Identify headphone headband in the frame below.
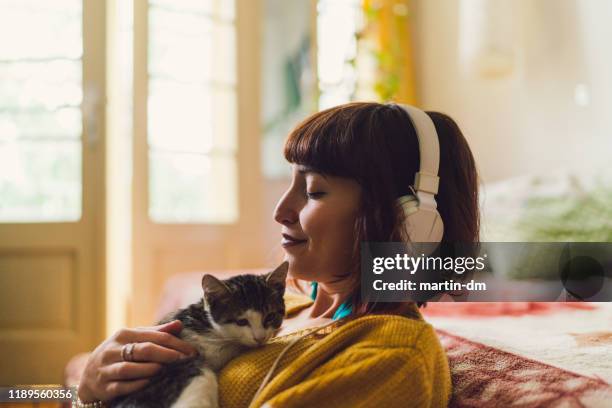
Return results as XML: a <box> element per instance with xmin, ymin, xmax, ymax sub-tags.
<box><xmin>396</xmin><ymin>104</ymin><xmax>440</xmax><ymax>195</ymax></box>
<box><xmin>393</xmin><ymin>103</ymin><xmax>444</xmax><ymax>243</ymax></box>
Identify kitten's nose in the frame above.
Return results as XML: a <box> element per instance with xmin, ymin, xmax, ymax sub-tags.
<box><xmin>254</xmin><ymin>334</ymin><xmax>267</xmax><ymax>345</ymax></box>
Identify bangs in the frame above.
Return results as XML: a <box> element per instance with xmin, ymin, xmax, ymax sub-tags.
<box><xmin>283</xmin><ymin>103</ymin><xmax>379</xmax><ymax>178</ymax></box>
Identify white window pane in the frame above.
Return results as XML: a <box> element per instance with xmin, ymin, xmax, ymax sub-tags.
<box><xmin>148</xmin><ymin>0</ymin><xmax>237</xmax><ymax>224</ymax></box>
<box><xmin>0</xmin><ymin>141</ymin><xmax>81</xmax><ymax>222</ymax></box>
<box><xmin>0</xmin><ymin>107</ymin><xmax>81</xmax><ymax>140</ymax></box>
<box><xmin>148</xmin><ymin>79</ymin><xmax>213</xmax><ymax>153</ymax></box>
<box><xmin>211</xmin><ymin>89</ymin><xmax>237</xmax><ymax>153</ymax></box>
<box><xmin>150</xmin><ymin>0</ymin><xmax>214</xmax><ymax>15</ymax></box>
<box><xmin>149</xmin><ymin>6</ymin><xmax>213</xmax><ymax>82</ymax></box>
<box><xmin>0</xmin><ymin>0</ymin><xmax>82</xmax><ymax>222</ymax></box>
<box><xmin>0</xmin><ymin>61</ymin><xmax>82</xmax><ymax>111</ymax></box>
<box><xmin>150</xmin><ymin>0</ymin><xmax>234</xmax><ymax>21</ymax></box>
<box><xmin>149</xmin><ymin>152</ymin><xmax>237</xmax><ymax>223</ymax></box>
<box><xmin>149</xmin><ymin>7</ymin><xmax>234</xmax><ymax>86</ymax></box>
<box><xmin>149</xmin><ymin>30</ymin><xmax>213</xmax><ymax>83</ymax></box>
<box><xmin>0</xmin><ymin>0</ymin><xmax>81</xmax><ymax>60</ymax></box>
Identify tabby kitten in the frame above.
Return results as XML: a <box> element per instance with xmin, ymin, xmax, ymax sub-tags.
<box><xmin>111</xmin><ymin>262</ymin><xmax>288</xmax><ymax>408</ymax></box>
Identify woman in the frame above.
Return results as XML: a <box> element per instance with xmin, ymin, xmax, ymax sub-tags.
<box><xmin>77</xmin><ymin>102</ymin><xmax>479</xmax><ymax>407</ymax></box>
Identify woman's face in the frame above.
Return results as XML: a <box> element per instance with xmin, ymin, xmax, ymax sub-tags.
<box><xmin>273</xmin><ymin>164</ymin><xmax>361</xmax><ymax>283</ymax></box>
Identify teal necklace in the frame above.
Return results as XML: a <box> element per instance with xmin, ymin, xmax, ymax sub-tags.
<box><xmin>309</xmin><ymin>282</ymin><xmax>352</xmax><ymax>320</ymax></box>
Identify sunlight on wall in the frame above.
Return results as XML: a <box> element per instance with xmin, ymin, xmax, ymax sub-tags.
<box><xmin>317</xmin><ymin>0</ymin><xmax>363</xmax><ymax>109</ymax></box>
<box><xmin>106</xmin><ymin>0</ymin><xmax>134</xmax><ymax>336</ymax></box>
<box><xmin>417</xmin><ymin>0</ymin><xmax>612</xmax><ymax>183</ymax></box>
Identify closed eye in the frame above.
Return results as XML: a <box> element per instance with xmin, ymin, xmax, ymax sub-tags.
<box><xmin>235</xmin><ymin>319</ymin><xmax>249</xmax><ymax>326</ymax></box>
<box><xmin>306</xmin><ymin>192</ymin><xmax>326</xmax><ymax>199</ymax></box>
<box><xmin>264</xmin><ymin>313</ymin><xmax>282</xmax><ymax>328</ymax></box>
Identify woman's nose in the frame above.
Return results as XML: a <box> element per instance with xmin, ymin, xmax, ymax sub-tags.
<box><xmin>273</xmin><ymin>191</ymin><xmax>299</xmax><ymax>226</ymax></box>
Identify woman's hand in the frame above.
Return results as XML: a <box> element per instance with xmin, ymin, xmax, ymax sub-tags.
<box><xmin>77</xmin><ymin>320</ymin><xmax>198</xmax><ymax>403</ymax></box>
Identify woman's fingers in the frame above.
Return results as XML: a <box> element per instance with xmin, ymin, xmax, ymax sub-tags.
<box><xmin>134</xmin><ymin>341</ymin><xmax>193</xmax><ymax>364</ymax></box>
<box><xmin>104</xmin><ymin>341</ymin><xmax>192</xmax><ymax>365</ymax></box>
<box><xmin>155</xmin><ymin>319</ymin><xmax>183</xmax><ymax>334</ymax></box>
<box><xmin>78</xmin><ymin>322</ymin><xmax>198</xmax><ymax>403</ymax></box>
<box><xmin>142</xmin><ymin>330</ymin><xmax>197</xmax><ymax>356</ymax></box>
<box><xmin>125</xmin><ymin>327</ymin><xmax>198</xmax><ymax>357</ymax></box>
<box><xmin>117</xmin><ymin>322</ymin><xmax>197</xmax><ymax>361</ymax></box>
<box><xmin>104</xmin><ymin>379</ymin><xmax>150</xmax><ymax>399</ymax></box>
<box><xmin>101</xmin><ymin>362</ymin><xmax>162</xmax><ymax>381</ymax></box>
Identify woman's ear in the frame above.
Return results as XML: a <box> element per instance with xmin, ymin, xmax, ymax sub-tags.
<box><xmin>266</xmin><ymin>261</ymin><xmax>289</xmax><ymax>291</ymax></box>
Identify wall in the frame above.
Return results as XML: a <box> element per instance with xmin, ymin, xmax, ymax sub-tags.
<box><xmin>414</xmin><ymin>0</ymin><xmax>612</xmax><ymax>183</ymax></box>
<box><xmin>259</xmin><ymin>0</ymin><xmax>612</xmax><ymax>259</ymax></box>
<box><xmin>261</xmin><ymin>0</ymin><xmax>313</xmax><ymax>178</ymax></box>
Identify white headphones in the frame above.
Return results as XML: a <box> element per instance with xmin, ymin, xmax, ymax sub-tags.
<box><xmin>395</xmin><ymin>104</ymin><xmax>444</xmax><ymax>243</ymax></box>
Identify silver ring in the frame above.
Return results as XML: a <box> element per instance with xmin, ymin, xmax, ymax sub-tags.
<box><xmin>121</xmin><ymin>343</ymin><xmax>136</xmax><ymax>362</ymax></box>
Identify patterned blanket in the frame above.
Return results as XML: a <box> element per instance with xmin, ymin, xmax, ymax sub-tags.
<box><xmin>425</xmin><ymin>303</ymin><xmax>612</xmax><ymax>407</ymax></box>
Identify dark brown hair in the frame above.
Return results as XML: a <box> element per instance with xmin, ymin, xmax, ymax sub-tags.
<box><xmin>284</xmin><ymin>102</ymin><xmax>480</xmax><ymax>316</ymax></box>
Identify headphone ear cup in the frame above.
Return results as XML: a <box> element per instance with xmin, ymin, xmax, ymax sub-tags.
<box><xmin>428</xmin><ymin>211</ymin><xmax>444</xmax><ymax>243</ymax></box>
<box><xmin>398</xmin><ymin>194</ymin><xmax>419</xmax><ymax>216</ymax></box>
<box><xmin>398</xmin><ymin>195</ymin><xmax>444</xmax><ymax>243</ymax></box>
<box><xmin>405</xmin><ymin>209</ymin><xmax>444</xmax><ymax>243</ymax></box>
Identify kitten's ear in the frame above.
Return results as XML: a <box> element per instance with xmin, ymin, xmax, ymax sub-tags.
<box><xmin>202</xmin><ymin>274</ymin><xmax>231</xmax><ymax>298</ymax></box>
<box><xmin>266</xmin><ymin>261</ymin><xmax>288</xmax><ymax>290</ymax></box>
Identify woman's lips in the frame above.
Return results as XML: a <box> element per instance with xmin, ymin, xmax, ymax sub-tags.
<box><xmin>281</xmin><ymin>233</ymin><xmax>307</xmax><ymax>248</ymax></box>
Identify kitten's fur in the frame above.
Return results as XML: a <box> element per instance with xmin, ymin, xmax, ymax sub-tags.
<box><xmin>110</xmin><ymin>262</ymin><xmax>288</xmax><ymax>408</ymax></box>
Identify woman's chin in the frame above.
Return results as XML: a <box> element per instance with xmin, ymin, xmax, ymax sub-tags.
<box><xmin>285</xmin><ymin>258</ymin><xmax>312</xmax><ymax>280</ymax></box>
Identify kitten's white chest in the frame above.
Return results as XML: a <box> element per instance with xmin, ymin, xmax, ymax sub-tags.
<box><xmin>171</xmin><ymin>331</ymin><xmax>243</xmax><ymax>408</ymax></box>
<box><xmin>182</xmin><ymin>329</ymin><xmax>243</xmax><ymax>371</ymax></box>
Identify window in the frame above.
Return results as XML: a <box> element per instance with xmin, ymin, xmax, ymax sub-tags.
<box><xmin>316</xmin><ymin>0</ymin><xmax>363</xmax><ymax>109</ymax></box>
<box><xmin>147</xmin><ymin>0</ymin><xmax>238</xmax><ymax>223</ymax></box>
<box><xmin>260</xmin><ymin>0</ymin><xmax>364</xmax><ymax>178</ymax></box>
<box><xmin>0</xmin><ymin>0</ymin><xmax>82</xmax><ymax>222</ymax></box>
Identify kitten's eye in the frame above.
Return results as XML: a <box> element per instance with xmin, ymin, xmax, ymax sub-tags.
<box><xmin>264</xmin><ymin>313</ymin><xmax>281</xmax><ymax>327</ymax></box>
<box><xmin>235</xmin><ymin>319</ymin><xmax>249</xmax><ymax>327</ymax></box>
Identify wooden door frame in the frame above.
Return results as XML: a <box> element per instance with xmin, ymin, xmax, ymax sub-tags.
<box><xmin>84</xmin><ymin>0</ymin><xmax>107</xmax><ymax>346</ymax></box>
<box><xmin>130</xmin><ymin>0</ymin><xmax>264</xmax><ymax>326</ymax></box>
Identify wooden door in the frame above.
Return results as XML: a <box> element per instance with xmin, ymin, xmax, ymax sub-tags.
<box><xmin>129</xmin><ymin>0</ymin><xmax>265</xmax><ymax>326</ymax></box>
<box><xmin>0</xmin><ymin>0</ymin><xmax>106</xmax><ymax>384</ymax></box>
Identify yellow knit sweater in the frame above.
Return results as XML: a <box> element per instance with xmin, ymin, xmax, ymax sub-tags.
<box><xmin>217</xmin><ymin>293</ymin><xmax>451</xmax><ymax>408</ymax></box>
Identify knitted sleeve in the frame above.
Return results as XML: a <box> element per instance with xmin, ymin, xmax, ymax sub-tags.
<box><xmin>258</xmin><ymin>347</ymin><xmax>448</xmax><ymax>408</ymax></box>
